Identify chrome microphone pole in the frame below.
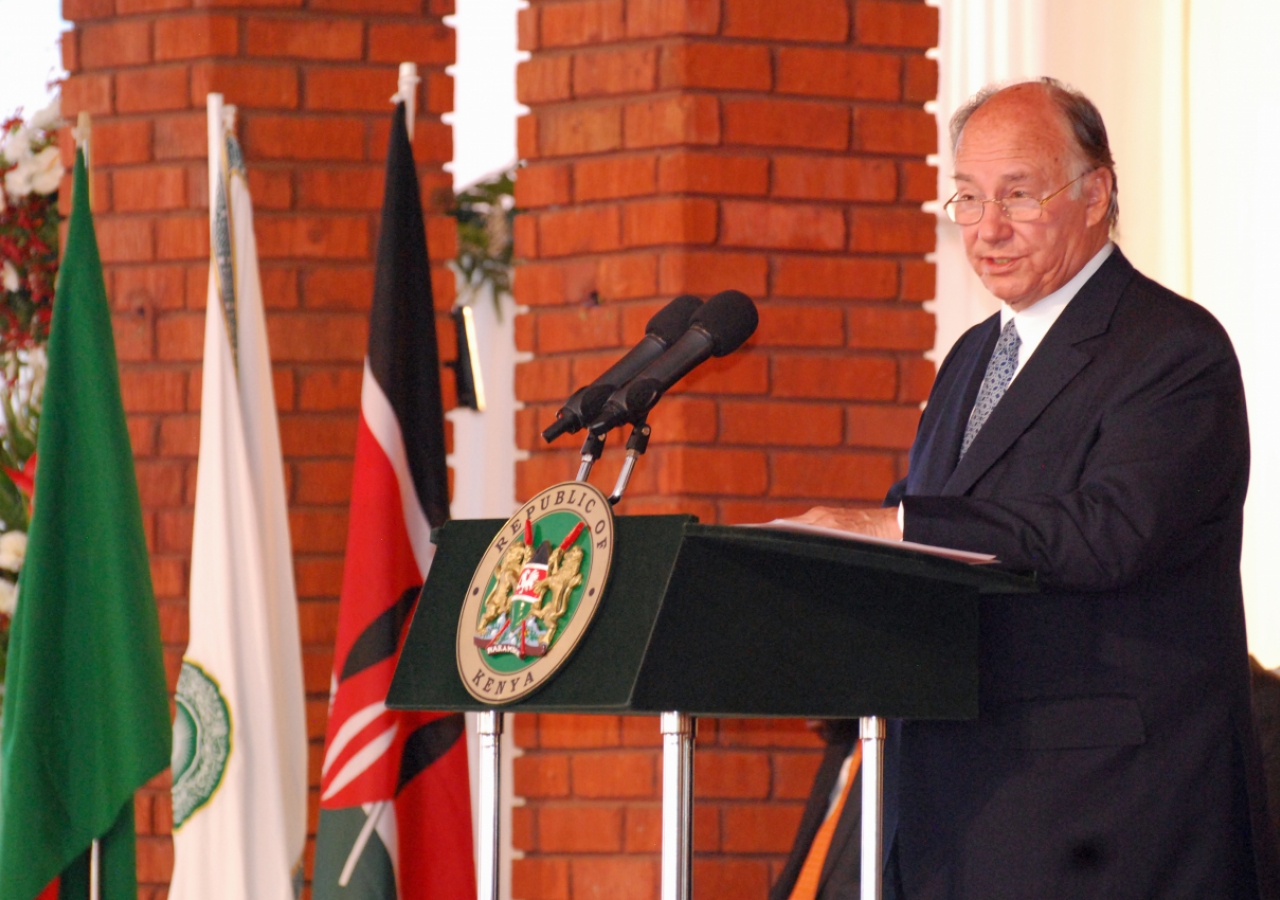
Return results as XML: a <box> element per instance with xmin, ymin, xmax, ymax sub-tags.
<box><xmin>575</xmin><ymin>430</ymin><xmax>605</xmax><ymax>482</ymax></box>
<box><xmin>608</xmin><ymin>419</ymin><xmax>650</xmax><ymax>504</ymax></box>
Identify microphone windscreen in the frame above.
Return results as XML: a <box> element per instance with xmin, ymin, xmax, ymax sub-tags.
<box><xmin>692</xmin><ymin>290</ymin><xmax>759</xmax><ymax>357</ymax></box>
<box><xmin>646</xmin><ymin>294</ymin><xmax>703</xmax><ymax>344</ymax></box>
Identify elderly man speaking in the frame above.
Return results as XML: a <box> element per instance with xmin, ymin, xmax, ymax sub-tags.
<box><xmin>795</xmin><ymin>79</ymin><xmax>1280</xmax><ymax>898</ymax></box>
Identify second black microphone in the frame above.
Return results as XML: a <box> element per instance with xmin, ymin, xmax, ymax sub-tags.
<box><xmin>541</xmin><ymin>294</ymin><xmax>703</xmax><ymax>442</ymax></box>
<box><xmin>589</xmin><ymin>290</ymin><xmax>759</xmax><ymax>435</ymax></box>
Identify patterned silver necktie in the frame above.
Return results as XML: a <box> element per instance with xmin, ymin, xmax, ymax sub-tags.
<box><xmin>961</xmin><ymin>319</ymin><xmax>1021</xmax><ymax>458</ymax></box>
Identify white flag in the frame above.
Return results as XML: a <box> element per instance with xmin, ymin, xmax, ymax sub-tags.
<box><xmin>169</xmin><ymin>93</ymin><xmax>308</xmax><ymax>900</ymax></box>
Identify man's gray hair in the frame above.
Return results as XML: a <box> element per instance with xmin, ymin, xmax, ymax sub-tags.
<box><xmin>950</xmin><ymin>77</ymin><xmax>1119</xmax><ymax>229</ymax></box>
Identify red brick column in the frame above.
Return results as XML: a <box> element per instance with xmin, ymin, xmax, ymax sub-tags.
<box><xmin>57</xmin><ymin>2</ymin><xmax>455</xmax><ymax>894</ymax></box>
<box><xmin>511</xmin><ymin>1</ymin><xmax>938</xmax><ymax>898</ymax></box>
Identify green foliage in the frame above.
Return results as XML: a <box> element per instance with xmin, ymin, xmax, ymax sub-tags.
<box><xmin>0</xmin><ymin>473</ymin><xmax>26</xmax><ymax>534</ymax></box>
<box><xmin>451</xmin><ymin>169</ymin><xmax>515</xmax><ymax>310</ymax></box>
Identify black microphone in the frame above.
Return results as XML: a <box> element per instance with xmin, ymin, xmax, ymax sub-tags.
<box><xmin>541</xmin><ymin>294</ymin><xmax>703</xmax><ymax>442</ymax></box>
<box><xmin>589</xmin><ymin>290</ymin><xmax>758</xmax><ymax>434</ymax></box>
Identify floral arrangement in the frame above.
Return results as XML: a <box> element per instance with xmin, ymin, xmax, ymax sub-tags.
<box><xmin>1</xmin><ymin>100</ymin><xmax>61</xmax><ymax>351</ymax></box>
<box><xmin>0</xmin><ymin>97</ymin><xmax>61</xmax><ymax>683</ymax></box>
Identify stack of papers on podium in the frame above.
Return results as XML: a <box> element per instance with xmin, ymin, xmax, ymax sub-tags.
<box><xmin>744</xmin><ymin>519</ymin><xmax>998</xmax><ymax>565</ymax></box>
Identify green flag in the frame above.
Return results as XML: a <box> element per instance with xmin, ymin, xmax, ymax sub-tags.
<box><xmin>0</xmin><ymin>148</ymin><xmax>171</xmax><ymax>900</ymax></box>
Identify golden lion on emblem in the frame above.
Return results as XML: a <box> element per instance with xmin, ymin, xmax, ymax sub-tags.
<box><xmin>477</xmin><ymin>542</ymin><xmax>531</xmax><ymax>632</ymax></box>
<box><xmin>532</xmin><ymin>545</ymin><xmax>585</xmax><ymax>643</ymax></box>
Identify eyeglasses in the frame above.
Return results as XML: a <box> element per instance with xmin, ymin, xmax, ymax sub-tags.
<box><xmin>944</xmin><ymin>171</ymin><xmax>1092</xmax><ymax>225</ymax></box>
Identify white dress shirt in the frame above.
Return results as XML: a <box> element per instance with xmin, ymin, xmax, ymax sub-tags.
<box><xmin>1001</xmin><ymin>242</ymin><xmax>1114</xmax><ymax>383</ymax></box>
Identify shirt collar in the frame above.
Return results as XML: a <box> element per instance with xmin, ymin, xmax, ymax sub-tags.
<box><xmin>1000</xmin><ymin>242</ymin><xmax>1115</xmax><ymax>331</ymax></box>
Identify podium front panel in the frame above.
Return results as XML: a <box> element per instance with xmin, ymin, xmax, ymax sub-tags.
<box><xmin>389</xmin><ymin>515</ymin><xmax>693</xmax><ymax>712</ymax></box>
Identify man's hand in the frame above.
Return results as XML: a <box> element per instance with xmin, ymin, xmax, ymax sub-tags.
<box><xmin>786</xmin><ymin>506</ymin><xmax>904</xmax><ymax>541</ymax></box>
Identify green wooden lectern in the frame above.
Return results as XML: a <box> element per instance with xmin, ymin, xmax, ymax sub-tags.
<box><xmin>389</xmin><ymin>516</ymin><xmax>1034</xmax><ymax>900</ymax></box>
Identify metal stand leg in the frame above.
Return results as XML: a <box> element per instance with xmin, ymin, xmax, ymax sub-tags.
<box><xmin>660</xmin><ymin>712</ymin><xmax>695</xmax><ymax>900</ymax></box>
<box><xmin>477</xmin><ymin>710</ymin><xmax>504</xmax><ymax>900</ymax></box>
<box><xmin>860</xmin><ymin>716</ymin><xmax>886</xmax><ymax>900</ymax></box>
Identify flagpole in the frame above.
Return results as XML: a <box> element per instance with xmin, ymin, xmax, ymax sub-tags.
<box><xmin>89</xmin><ymin>838</ymin><xmax>100</xmax><ymax>900</ymax></box>
<box><xmin>80</xmin><ymin>105</ymin><xmax>103</xmax><ymax>900</ymax></box>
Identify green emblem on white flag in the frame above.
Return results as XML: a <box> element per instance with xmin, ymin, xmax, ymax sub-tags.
<box><xmin>172</xmin><ymin>661</ymin><xmax>233</xmax><ymax>829</ymax></box>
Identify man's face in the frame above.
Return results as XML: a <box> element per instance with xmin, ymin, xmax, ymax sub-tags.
<box><xmin>952</xmin><ymin>89</ymin><xmax>1111</xmax><ymax>311</ymax></box>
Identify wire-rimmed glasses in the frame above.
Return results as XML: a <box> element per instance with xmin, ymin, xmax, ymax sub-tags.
<box><xmin>944</xmin><ymin>171</ymin><xmax>1092</xmax><ymax>225</ymax></box>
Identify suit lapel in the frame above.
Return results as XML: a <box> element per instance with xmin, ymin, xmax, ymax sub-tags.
<box><xmin>907</xmin><ymin>317</ymin><xmax>1000</xmax><ymax>496</ymax></box>
<box><xmin>942</xmin><ymin>249</ymin><xmax>1137</xmax><ymax>497</ymax></box>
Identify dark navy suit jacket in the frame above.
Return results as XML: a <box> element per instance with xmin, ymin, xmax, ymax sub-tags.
<box><xmin>881</xmin><ymin>249</ymin><xmax>1280</xmax><ymax>899</ymax></box>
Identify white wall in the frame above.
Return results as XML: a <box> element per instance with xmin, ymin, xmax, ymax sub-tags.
<box><xmin>446</xmin><ymin>0</ymin><xmax>525</xmax><ymax>190</ymax></box>
<box><xmin>1040</xmin><ymin>0</ymin><xmax>1190</xmax><ymax>295</ymax></box>
<box><xmin>447</xmin><ymin>2</ymin><xmax>526</xmax><ymax>895</ymax></box>
<box><xmin>1185</xmin><ymin>2</ymin><xmax>1280</xmax><ymax>667</ymax></box>
<box><xmin>447</xmin><ymin>285</ymin><xmax>520</xmax><ymax>522</ymax></box>
<box><xmin>0</xmin><ymin>2</ymin><xmax>65</xmax><ymax>117</ymax></box>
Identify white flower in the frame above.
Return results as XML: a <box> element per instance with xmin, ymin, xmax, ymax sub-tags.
<box><xmin>4</xmin><ymin>164</ymin><xmax>30</xmax><ymax>199</ymax></box>
<box><xmin>5</xmin><ymin>145</ymin><xmax>61</xmax><ymax>199</ymax></box>
<box><xmin>1</xmin><ymin>262</ymin><xmax>17</xmax><ymax>293</ymax></box>
<box><xmin>1</xmin><ymin>126</ymin><xmax>31</xmax><ymax>165</ymax></box>
<box><xmin>0</xmin><ymin>530</ymin><xmax>27</xmax><ymax>573</ymax></box>
<box><xmin>16</xmin><ymin>347</ymin><xmax>46</xmax><ymax>417</ymax></box>
<box><xmin>29</xmin><ymin>96</ymin><xmax>61</xmax><ymax>132</ymax></box>
<box><xmin>0</xmin><ymin>579</ymin><xmax>16</xmax><ymax>617</ymax></box>
<box><xmin>27</xmin><ymin>145</ymin><xmax>62</xmax><ymax>195</ymax></box>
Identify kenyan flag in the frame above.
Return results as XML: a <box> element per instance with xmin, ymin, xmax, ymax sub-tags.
<box><xmin>312</xmin><ymin>101</ymin><xmax>474</xmax><ymax>900</ymax></box>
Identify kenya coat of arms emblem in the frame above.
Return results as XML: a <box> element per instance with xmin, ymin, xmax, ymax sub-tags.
<box><xmin>457</xmin><ymin>481</ymin><xmax>614</xmax><ymax>703</ymax></box>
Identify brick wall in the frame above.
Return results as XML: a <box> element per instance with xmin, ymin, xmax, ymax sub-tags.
<box><xmin>57</xmin><ymin>2</ymin><xmax>456</xmax><ymax>896</ymax></box>
<box><xmin>511</xmin><ymin>1</ymin><xmax>938</xmax><ymax>898</ymax></box>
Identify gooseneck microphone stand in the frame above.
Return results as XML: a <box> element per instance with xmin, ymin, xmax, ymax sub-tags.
<box><xmin>575</xmin><ymin>430</ymin><xmax>605</xmax><ymax>482</ymax></box>
<box><xmin>608</xmin><ymin>418</ymin><xmax>650</xmax><ymax>504</ymax></box>
<box><xmin>571</xmin><ymin>411</ymin><xmax>653</xmax><ymax>506</ymax></box>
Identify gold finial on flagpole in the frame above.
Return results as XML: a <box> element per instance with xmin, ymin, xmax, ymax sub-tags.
<box><xmin>73</xmin><ymin>110</ymin><xmax>91</xmax><ymax>153</ymax></box>
<box><xmin>392</xmin><ymin>62</ymin><xmax>420</xmax><ymax>140</ymax></box>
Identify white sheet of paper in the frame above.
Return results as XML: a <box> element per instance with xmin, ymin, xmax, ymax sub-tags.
<box><xmin>743</xmin><ymin>519</ymin><xmax>999</xmax><ymax>565</ymax></box>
